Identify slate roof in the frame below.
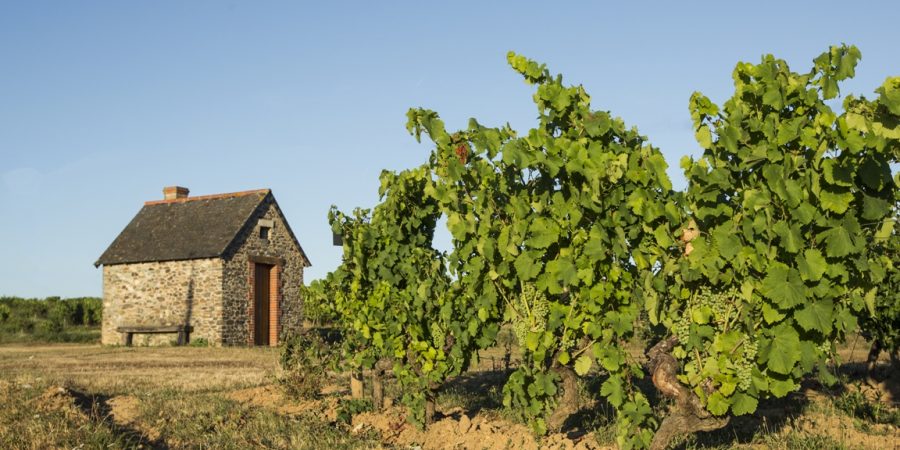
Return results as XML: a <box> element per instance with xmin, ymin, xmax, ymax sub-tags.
<box><xmin>95</xmin><ymin>189</ymin><xmax>310</xmax><ymax>267</ymax></box>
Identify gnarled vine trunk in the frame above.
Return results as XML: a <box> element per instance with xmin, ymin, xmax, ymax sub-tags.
<box><xmin>866</xmin><ymin>340</ymin><xmax>882</xmax><ymax>385</ymax></box>
<box><xmin>547</xmin><ymin>365</ymin><xmax>580</xmax><ymax>432</ymax></box>
<box><xmin>648</xmin><ymin>336</ymin><xmax>729</xmax><ymax>450</ymax></box>
<box><xmin>424</xmin><ymin>393</ymin><xmax>436</xmax><ymax>425</ymax></box>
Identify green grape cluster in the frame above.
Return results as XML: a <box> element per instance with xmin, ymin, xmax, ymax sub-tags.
<box><xmin>674</xmin><ymin>287</ymin><xmax>755</xmax><ymax>392</ymax></box>
<box><xmin>512</xmin><ymin>284</ymin><xmax>549</xmax><ymax>347</ymax></box>
<box><xmin>674</xmin><ymin>288</ymin><xmax>738</xmax><ymax>346</ymax></box>
<box><xmin>702</xmin><ymin>287</ymin><xmax>738</xmax><ymax>327</ymax></box>
<box><xmin>734</xmin><ymin>340</ymin><xmax>758</xmax><ymax>390</ymax></box>
<box><xmin>559</xmin><ymin>331</ymin><xmax>575</xmax><ymax>352</ymax></box>
<box><xmin>430</xmin><ymin>322</ymin><xmax>446</xmax><ymax>349</ymax></box>
<box><xmin>674</xmin><ymin>314</ymin><xmax>691</xmax><ymax>347</ymax></box>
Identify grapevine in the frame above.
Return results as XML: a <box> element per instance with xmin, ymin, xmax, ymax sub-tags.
<box><xmin>300</xmin><ymin>45</ymin><xmax>898</xmax><ymax>450</ymax></box>
<box><xmin>409</xmin><ymin>51</ymin><xmax>679</xmax><ymax>446</ymax></box>
<box><xmin>655</xmin><ymin>45</ymin><xmax>899</xmax><ymax>450</ymax></box>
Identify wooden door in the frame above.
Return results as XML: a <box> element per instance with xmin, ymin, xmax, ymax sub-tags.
<box><xmin>254</xmin><ymin>263</ymin><xmax>272</xmax><ymax>346</ymax></box>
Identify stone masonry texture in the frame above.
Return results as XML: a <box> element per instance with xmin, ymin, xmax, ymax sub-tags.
<box><xmin>221</xmin><ymin>197</ymin><xmax>305</xmax><ymax>346</ymax></box>
<box><xmin>101</xmin><ymin>258</ymin><xmax>223</xmax><ymax>345</ymax></box>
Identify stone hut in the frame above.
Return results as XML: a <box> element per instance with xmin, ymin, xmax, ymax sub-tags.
<box><xmin>95</xmin><ymin>186</ymin><xmax>311</xmax><ymax>346</ymax></box>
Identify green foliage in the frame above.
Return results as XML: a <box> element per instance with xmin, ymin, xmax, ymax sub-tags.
<box><xmin>0</xmin><ymin>296</ymin><xmax>102</xmax><ymax>343</ymax></box>
<box><xmin>502</xmin><ymin>364</ymin><xmax>558</xmax><ymax>435</ymax></box>
<box><xmin>319</xmin><ymin>167</ymin><xmax>488</xmax><ymax>427</ymax></box>
<box><xmin>336</xmin><ymin>398</ymin><xmax>374</xmax><ymax>424</ymax></box>
<box><xmin>300</xmin><ymin>279</ymin><xmax>340</xmax><ymax>326</ymax></box>
<box><xmin>678</xmin><ymin>45</ymin><xmax>898</xmax><ymax>421</ymax></box>
<box><xmin>856</xmin><ymin>162</ymin><xmax>899</xmax><ymax>356</ymax></box>
<box><xmin>279</xmin><ymin>331</ymin><xmax>336</xmax><ymax>399</ymax></box>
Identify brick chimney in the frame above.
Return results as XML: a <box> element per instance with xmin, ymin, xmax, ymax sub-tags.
<box><xmin>163</xmin><ymin>186</ymin><xmax>190</xmax><ymax>200</ymax></box>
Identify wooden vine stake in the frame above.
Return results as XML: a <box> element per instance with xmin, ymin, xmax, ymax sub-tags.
<box><xmin>350</xmin><ymin>370</ymin><xmax>364</xmax><ymax>399</ymax></box>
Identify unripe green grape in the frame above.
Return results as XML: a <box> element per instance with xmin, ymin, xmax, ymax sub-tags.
<box><xmin>511</xmin><ymin>284</ymin><xmax>550</xmax><ymax>348</ymax></box>
<box><xmin>431</xmin><ymin>322</ymin><xmax>446</xmax><ymax>348</ymax></box>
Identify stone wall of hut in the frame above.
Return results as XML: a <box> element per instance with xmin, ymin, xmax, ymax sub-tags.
<box><xmin>101</xmin><ymin>258</ymin><xmax>223</xmax><ymax>345</ymax></box>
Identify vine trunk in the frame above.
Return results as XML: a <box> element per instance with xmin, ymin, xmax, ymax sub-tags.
<box><xmin>547</xmin><ymin>365</ymin><xmax>580</xmax><ymax>432</ymax></box>
<box><xmin>648</xmin><ymin>337</ymin><xmax>729</xmax><ymax>450</ymax></box>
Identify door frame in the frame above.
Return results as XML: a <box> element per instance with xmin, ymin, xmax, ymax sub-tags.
<box><xmin>247</xmin><ymin>256</ymin><xmax>283</xmax><ymax>347</ymax></box>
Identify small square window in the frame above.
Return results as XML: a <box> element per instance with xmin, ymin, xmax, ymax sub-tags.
<box><xmin>260</xmin><ymin>226</ymin><xmax>270</xmax><ymax>240</ymax></box>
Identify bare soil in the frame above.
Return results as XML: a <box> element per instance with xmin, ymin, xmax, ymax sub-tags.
<box><xmin>351</xmin><ymin>405</ymin><xmax>609</xmax><ymax>450</ymax></box>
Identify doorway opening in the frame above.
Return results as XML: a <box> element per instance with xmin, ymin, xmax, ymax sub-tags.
<box><xmin>253</xmin><ymin>263</ymin><xmax>275</xmax><ymax>346</ymax></box>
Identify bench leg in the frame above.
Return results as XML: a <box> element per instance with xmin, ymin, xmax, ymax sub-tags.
<box><xmin>177</xmin><ymin>330</ymin><xmax>186</xmax><ymax>346</ymax></box>
<box><xmin>124</xmin><ymin>332</ymin><xmax>133</xmax><ymax>347</ymax></box>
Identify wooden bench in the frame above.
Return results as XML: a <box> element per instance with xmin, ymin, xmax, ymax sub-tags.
<box><xmin>116</xmin><ymin>325</ymin><xmax>193</xmax><ymax>346</ymax></box>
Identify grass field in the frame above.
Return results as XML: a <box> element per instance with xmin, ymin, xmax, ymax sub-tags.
<box><xmin>0</xmin><ymin>341</ymin><xmax>896</xmax><ymax>449</ymax></box>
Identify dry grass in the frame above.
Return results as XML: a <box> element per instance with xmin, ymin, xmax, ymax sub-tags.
<box><xmin>0</xmin><ymin>343</ymin><xmax>380</xmax><ymax>449</ymax></box>
<box><xmin>0</xmin><ymin>344</ymin><xmax>280</xmax><ymax>395</ymax></box>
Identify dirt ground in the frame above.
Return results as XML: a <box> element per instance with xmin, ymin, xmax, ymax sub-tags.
<box><xmin>0</xmin><ymin>342</ymin><xmax>897</xmax><ymax>449</ymax></box>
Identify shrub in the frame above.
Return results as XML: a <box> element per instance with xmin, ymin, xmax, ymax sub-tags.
<box><xmin>336</xmin><ymin>398</ymin><xmax>373</xmax><ymax>424</ymax></box>
<box><xmin>279</xmin><ymin>331</ymin><xmax>335</xmax><ymax>400</ymax></box>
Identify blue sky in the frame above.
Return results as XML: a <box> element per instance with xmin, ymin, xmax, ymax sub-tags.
<box><xmin>1</xmin><ymin>1</ymin><xmax>898</xmax><ymax>298</ymax></box>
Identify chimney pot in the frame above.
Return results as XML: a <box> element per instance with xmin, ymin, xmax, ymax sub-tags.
<box><xmin>163</xmin><ymin>186</ymin><xmax>190</xmax><ymax>200</ymax></box>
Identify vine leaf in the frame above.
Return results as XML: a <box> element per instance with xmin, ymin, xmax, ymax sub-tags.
<box><xmin>514</xmin><ymin>253</ymin><xmax>541</xmax><ymax>280</ymax></box>
<box><xmin>762</xmin><ymin>303</ymin><xmax>786</xmax><ymax>324</ymax></box>
<box><xmin>773</xmin><ymin>222</ymin><xmax>802</xmax><ymax>253</ymax></box>
<box><xmin>769</xmin><ymin>377</ymin><xmax>797</xmax><ymax>398</ymax></box>
<box><xmin>798</xmin><ymin>249</ymin><xmax>827</xmax><ymax>282</ymax></box>
<box><xmin>861</xmin><ymin>195</ymin><xmax>891</xmax><ymax>221</ymax></box>
<box><xmin>600</xmin><ymin>375</ymin><xmax>624</xmax><ymax>407</ymax></box>
<box><xmin>759</xmin><ymin>263</ymin><xmax>805</xmax><ymax>309</ymax></box>
<box><xmin>766</xmin><ymin>325</ymin><xmax>801</xmax><ymax>375</ymax></box>
<box><xmin>706</xmin><ymin>392</ymin><xmax>730</xmax><ymax>416</ymax></box>
<box><xmin>795</xmin><ymin>299</ymin><xmax>834</xmax><ymax>334</ymax></box>
<box><xmin>574</xmin><ymin>355</ymin><xmax>593</xmax><ymax>376</ymax></box>
<box><xmin>730</xmin><ymin>393</ymin><xmax>758</xmax><ymax>416</ymax></box>
<box><xmin>825</xmin><ymin>227</ymin><xmax>854</xmax><ymax>257</ymax></box>
<box><xmin>528</xmin><ymin>218</ymin><xmax>560</xmax><ymax>249</ymax></box>
<box><xmin>818</xmin><ymin>188</ymin><xmax>853</xmax><ymax>214</ymax></box>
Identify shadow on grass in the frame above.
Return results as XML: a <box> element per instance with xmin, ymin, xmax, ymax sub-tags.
<box><xmin>836</xmin><ymin>359</ymin><xmax>900</xmax><ymax>402</ymax></box>
<box><xmin>68</xmin><ymin>388</ymin><xmax>170</xmax><ymax>450</ymax></box>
